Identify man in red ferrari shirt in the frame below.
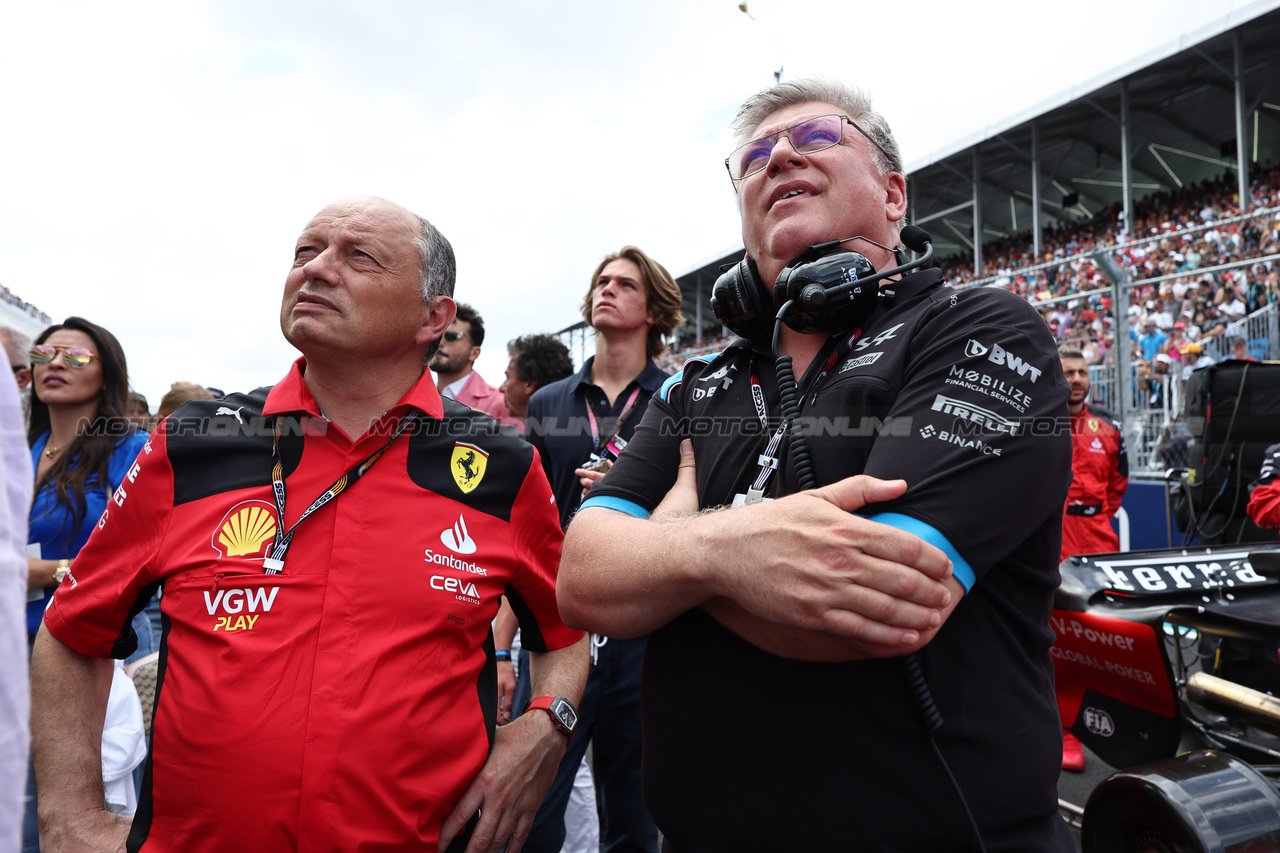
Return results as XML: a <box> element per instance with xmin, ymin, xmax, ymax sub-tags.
<box><xmin>1059</xmin><ymin>346</ymin><xmax>1129</xmax><ymax>562</ymax></box>
<box><xmin>1058</xmin><ymin>345</ymin><xmax>1129</xmax><ymax>772</ymax></box>
<box><xmin>30</xmin><ymin>196</ymin><xmax>588</xmax><ymax>853</ymax></box>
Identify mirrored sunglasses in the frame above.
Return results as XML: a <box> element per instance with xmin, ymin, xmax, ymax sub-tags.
<box><xmin>725</xmin><ymin>114</ymin><xmax>895</xmax><ymax>183</ymax></box>
<box><xmin>29</xmin><ymin>344</ymin><xmax>98</xmax><ymax>368</ymax></box>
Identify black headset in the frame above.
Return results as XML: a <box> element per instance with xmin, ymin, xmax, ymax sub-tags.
<box><xmin>710</xmin><ymin>225</ymin><xmax>934</xmax><ymax>344</ymax></box>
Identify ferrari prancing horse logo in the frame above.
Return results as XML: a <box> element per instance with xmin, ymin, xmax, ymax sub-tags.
<box><xmin>451</xmin><ymin>442</ymin><xmax>489</xmax><ymax>494</ymax></box>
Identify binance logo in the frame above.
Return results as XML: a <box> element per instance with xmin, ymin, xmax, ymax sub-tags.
<box><xmin>212</xmin><ymin>500</ymin><xmax>278</xmax><ymax>560</ymax></box>
<box><xmin>451</xmin><ymin>442</ymin><xmax>489</xmax><ymax>494</ymax></box>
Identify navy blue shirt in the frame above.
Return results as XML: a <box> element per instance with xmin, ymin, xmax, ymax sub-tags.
<box><xmin>525</xmin><ymin>356</ymin><xmax>669</xmax><ymax>530</ymax></box>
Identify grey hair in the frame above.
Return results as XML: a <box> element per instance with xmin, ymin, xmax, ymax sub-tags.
<box><xmin>1058</xmin><ymin>346</ymin><xmax>1086</xmax><ymax>361</ymax></box>
<box><xmin>731</xmin><ymin>78</ymin><xmax>905</xmax><ymax>178</ymax></box>
<box><xmin>414</xmin><ymin>215</ymin><xmax>457</xmax><ymax>303</ymax></box>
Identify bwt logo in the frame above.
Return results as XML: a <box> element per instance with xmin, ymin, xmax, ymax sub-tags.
<box><xmin>964</xmin><ymin>338</ymin><xmax>1042</xmax><ymax>383</ymax></box>
<box><xmin>204</xmin><ymin>586</ymin><xmax>279</xmax><ymax>632</ymax></box>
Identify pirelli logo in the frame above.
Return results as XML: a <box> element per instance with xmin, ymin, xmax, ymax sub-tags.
<box><xmin>930</xmin><ymin>394</ymin><xmax>1020</xmax><ymax>436</ymax></box>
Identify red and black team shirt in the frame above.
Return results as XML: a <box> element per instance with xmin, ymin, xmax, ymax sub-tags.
<box><xmin>1248</xmin><ymin>443</ymin><xmax>1280</xmax><ymax>530</ymax></box>
<box><xmin>1066</xmin><ymin>402</ymin><xmax>1128</xmax><ymax>515</ymax></box>
<box><xmin>44</xmin><ymin>359</ymin><xmax>583</xmax><ymax>853</ymax></box>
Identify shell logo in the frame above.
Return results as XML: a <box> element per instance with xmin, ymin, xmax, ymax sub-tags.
<box><xmin>211</xmin><ymin>500</ymin><xmax>278</xmax><ymax>560</ymax></box>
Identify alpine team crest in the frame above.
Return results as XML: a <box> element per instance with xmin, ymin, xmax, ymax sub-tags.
<box><xmin>212</xmin><ymin>500</ymin><xmax>278</xmax><ymax>560</ymax></box>
<box><xmin>451</xmin><ymin>442</ymin><xmax>489</xmax><ymax>494</ymax></box>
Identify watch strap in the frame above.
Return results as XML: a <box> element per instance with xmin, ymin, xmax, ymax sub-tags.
<box><xmin>526</xmin><ymin>695</ymin><xmax>576</xmax><ymax>737</ymax></box>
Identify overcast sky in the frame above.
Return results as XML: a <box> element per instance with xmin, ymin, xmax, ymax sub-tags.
<box><xmin>0</xmin><ymin>0</ymin><xmax>1263</xmax><ymax>406</ymax></box>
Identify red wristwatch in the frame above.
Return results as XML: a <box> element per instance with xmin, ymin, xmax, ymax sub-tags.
<box><xmin>526</xmin><ymin>695</ymin><xmax>578</xmax><ymax>738</ymax></box>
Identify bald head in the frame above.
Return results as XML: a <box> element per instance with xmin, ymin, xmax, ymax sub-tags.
<box><xmin>281</xmin><ymin>195</ymin><xmax>458</xmax><ymax>364</ymax></box>
<box><xmin>320</xmin><ymin>196</ymin><xmax>456</xmax><ymax>303</ymax></box>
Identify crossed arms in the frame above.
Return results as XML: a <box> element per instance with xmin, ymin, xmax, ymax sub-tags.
<box><xmin>557</xmin><ymin>441</ymin><xmax>962</xmax><ymax>663</ymax></box>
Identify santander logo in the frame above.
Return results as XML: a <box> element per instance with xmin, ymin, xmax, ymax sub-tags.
<box><xmin>441</xmin><ymin>514</ymin><xmax>477</xmax><ymax>555</ymax></box>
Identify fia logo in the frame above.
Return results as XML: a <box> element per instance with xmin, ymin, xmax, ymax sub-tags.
<box><xmin>1082</xmin><ymin>707</ymin><xmax>1114</xmax><ymax>737</ymax></box>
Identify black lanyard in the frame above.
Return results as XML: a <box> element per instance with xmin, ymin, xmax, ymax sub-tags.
<box><xmin>262</xmin><ymin>410</ymin><xmax>420</xmax><ymax>574</ymax></box>
<box><xmin>740</xmin><ymin>331</ymin><xmax>862</xmax><ymax>504</ymax></box>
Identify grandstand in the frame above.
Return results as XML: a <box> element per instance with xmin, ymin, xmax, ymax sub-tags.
<box><xmin>0</xmin><ymin>283</ymin><xmax>53</xmax><ymax>340</ymax></box>
<box><xmin>650</xmin><ymin>0</ymin><xmax>1280</xmax><ymax>479</ymax></box>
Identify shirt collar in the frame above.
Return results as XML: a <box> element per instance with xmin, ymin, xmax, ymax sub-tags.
<box><xmin>441</xmin><ymin>371</ymin><xmax>471</xmax><ymax>400</ymax></box>
<box><xmin>567</xmin><ymin>356</ymin><xmax>668</xmax><ymax>395</ymax></box>
<box><xmin>263</xmin><ymin>357</ymin><xmax>445</xmax><ymax>421</ymax></box>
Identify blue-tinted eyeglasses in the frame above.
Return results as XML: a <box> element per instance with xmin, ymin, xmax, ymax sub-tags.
<box><xmin>725</xmin><ymin>114</ymin><xmax>895</xmax><ymax>183</ymax></box>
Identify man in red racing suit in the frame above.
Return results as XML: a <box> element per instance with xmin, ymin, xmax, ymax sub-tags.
<box><xmin>1060</xmin><ymin>348</ymin><xmax>1128</xmax><ymax>562</ymax></box>
<box><xmin>1248</xmin><ymin>444</ymin><xmax>1280</xmax><ymax>530</ymax></box>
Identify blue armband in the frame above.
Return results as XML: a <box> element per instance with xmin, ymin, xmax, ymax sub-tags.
<box><xmin>858</xmin><ymin>512</ymin><xmax>976</xmax><ymax>593</ymax></box>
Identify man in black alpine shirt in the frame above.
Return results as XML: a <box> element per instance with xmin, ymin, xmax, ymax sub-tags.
<box><xmin>559</xmin><ymin>80</ymin><xmax>1074</xmax><ymax>851</ymax></box>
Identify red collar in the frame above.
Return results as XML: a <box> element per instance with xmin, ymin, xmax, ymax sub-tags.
<box><xmin>262</xmin><ymin>357</ymin><xmax>445</xmax><ymax>421</ymax></box>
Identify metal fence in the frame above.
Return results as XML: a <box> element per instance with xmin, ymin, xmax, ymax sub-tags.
<box><xmin>1088</xmin><ymin>301</ymin><xmax>1278</xmax><ymax>477</ymax></box>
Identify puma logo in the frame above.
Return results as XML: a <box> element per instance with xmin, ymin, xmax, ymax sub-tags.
<box><xmin>215</xmin><ymin>406</ymin><xmax>245</xmax><ymax>425</ymax></box>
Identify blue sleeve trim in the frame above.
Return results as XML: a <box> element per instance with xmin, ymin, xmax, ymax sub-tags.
<box><xmin>658</xmin><ymin>371</ymin><xmax>684</xmax><ymax>403</ymax></box>
<box><xmin>858</xmin><ymin>512</ymin><xmax>975</xmax><ymax>593</ymax></box>
<box><xmin>578</xmin><ymin>495</ymin><xmax>650</xmax><ymax>519</ymax></box>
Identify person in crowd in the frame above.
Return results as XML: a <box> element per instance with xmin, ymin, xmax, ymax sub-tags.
<box><xmin>24</xmin><ymin>316</ymin><xmax>153</xmax><ymax>852</ymax></box>
<box><xmin>31</xmin><ymin>197</ymin><xmax>588</xmax><ymax>852</ymax></box>
<box><xmin>155</xmin><ymin>381</ymin><xmax>216</xmax><ymax>422</ymax></box>
<box><xmin>1227</xmin><ymin>335</ymin><xmax>1259</xmax><ymax>362</ymax></box>
<box><xmin>1150</xmin><ymin>298</ymin><xmax>1174</xmax><ymax>330</ymax></box>
<box><xmin>517</xmin><ymin>246</ymin><xmax>684</xmax><ymax>853</ymax></box>
<box><xmin>2</xmin><ymin>364</ymin><xmax>33</xmax><ymax>852</ymax></box>
<box><xmin>1148</xmin><ymin>353</ymin><xmax>1175</xmax><ymax>409</ymax></box>
<box><xmin>1137</xmin><ymin>318</ymin><xmax>1167</xmax><ymax>362</ymax></box>
<box><xmin>1</xmin><ymin>325</ymin><xmax>32</xmax><ymax>394</ymax></box>
<box><xmin>1217</xmin><ymin>283</ymin><xmax>1247</xmax><ymax>320</ymax></box>
<box><xmin>559</xmin><ymin>79</ymin><xmax>1074</xmax><ymax>851</ymax></box>
<box><xmin>1181</xmin><ymin>341</ymin><xmax>1214</xmax><ymax>376</ymax></box>
<box><xmin>431</xmin><ymin>302</ymin><xmax>516</xmax><ymax>425</ymax></box>
<box><xmin>1201</xmin><ymin>314</ymin><xmax>1230</xmax><ymax>342</ymax></box>
<box><xmin>1058</xmin><ymin>345</ymin><xmax>1128</xmax><ymax>771</ymax></box>
<box><xmin>1164</xmin><ymin>321</ymin><xmax>1187</xmax><ymax>364</ymax></box>
<box><xmin>125</xmin><ymin>392</ymin><xmax>150</xmax><ymax>430</ymax></box>
<box><xmin>498</xmin><ymin>335</ymin><xmax>574</xmax><ymax>424</ymax></box>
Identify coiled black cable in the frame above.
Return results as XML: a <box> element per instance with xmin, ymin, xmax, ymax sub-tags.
<box><xmin>770</xmin><ymin>299</ymin><xmax>988</xmax><ymax>853</ymax></box>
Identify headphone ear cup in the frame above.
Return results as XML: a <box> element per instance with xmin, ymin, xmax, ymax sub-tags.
<box><xmin>711</xmin><ymin>258</ymin><xmax>773</xmax><ymax>344</ymax></box>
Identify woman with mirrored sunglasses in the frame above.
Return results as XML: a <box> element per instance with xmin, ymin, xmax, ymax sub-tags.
<box><xmin>23</xmin><ymin>316</ymin><xmax>152</xmax><ymax>848</ymax></box>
